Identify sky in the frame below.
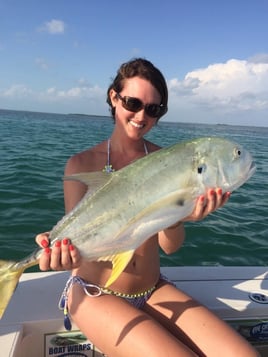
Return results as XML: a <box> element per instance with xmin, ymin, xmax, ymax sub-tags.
<box><xmin>0</xmin><ymin>0</ymin><xmax>268</xmax><ymax>127</ymax></box>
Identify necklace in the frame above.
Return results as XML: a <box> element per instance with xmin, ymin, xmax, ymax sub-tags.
<box><xmin>103</xmin><ymin>138</ymin><xmax>149</xmax><ymax>173</ymax></box>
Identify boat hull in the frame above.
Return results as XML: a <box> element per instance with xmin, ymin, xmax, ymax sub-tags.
<box><xmin>1</xmin><ymin>267</ymin><xmax>268</xmax><ymax>356</ymax></box>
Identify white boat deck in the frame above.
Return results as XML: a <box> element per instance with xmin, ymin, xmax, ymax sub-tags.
<box><xmin>1</xmin><ymin>266</ymin><xmax>268</xmax><ymax>356</ymax></box>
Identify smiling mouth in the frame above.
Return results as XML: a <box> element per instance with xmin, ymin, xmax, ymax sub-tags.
<box><xmin>129</xmin><ymin>120</ymin><xmax>144</xmax><ymax>129</ymax></box>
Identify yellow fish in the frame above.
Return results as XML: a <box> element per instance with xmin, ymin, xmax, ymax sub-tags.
<box><xmin>0</xmin><ymin>137</ymin><xmax>256</xmax><ymax>318</ymax></box>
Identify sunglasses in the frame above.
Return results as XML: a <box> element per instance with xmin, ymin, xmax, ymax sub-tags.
<box><xmin>117</xmin><ymin>93</ymin><xmax>167</xmax><ymax>118</ymax></box>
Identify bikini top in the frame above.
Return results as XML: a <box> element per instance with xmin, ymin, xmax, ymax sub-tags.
<box><xmin>103</xmin><ymin>138</ymin><xmax>149</xmax><ymax>173</ymax></box>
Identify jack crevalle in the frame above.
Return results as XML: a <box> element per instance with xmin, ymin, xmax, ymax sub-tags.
<box><xmin>0</xmin><ymin>137</ymin><xmax>256</xmax><ymax>318</ymax></box>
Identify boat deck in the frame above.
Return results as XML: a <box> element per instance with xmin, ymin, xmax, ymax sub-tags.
<box><xmin>1</xmin><ymin>266</ymin><xmax>268</xmax><ymax>356</ymax></box>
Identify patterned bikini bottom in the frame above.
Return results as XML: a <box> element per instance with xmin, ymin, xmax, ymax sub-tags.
<box><xmin>59</xmin><ymin>273</ymin><xmax>175</xmax><ymax>330</ymax></box>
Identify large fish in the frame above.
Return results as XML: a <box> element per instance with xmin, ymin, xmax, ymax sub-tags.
<box><xmin>0</xmin><ymin>137</ymin><xmax>256</xmax><ymax>318</ymax></box>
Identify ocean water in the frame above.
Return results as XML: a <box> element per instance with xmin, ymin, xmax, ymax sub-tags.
<box><xmin>0</xmin><ymin>109</ymin><xmax>267</xmax><ymax>269</ymax></box>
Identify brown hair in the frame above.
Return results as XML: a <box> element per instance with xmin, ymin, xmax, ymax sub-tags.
<box><xmin>106</xmin><ymin>58</ymin><xmax>168</xmax><ymax>121</ymax></box>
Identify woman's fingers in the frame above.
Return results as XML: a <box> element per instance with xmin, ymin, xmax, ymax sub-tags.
<box><xmin>36</xmin><ymin>232</ymin><xmax>81</xmax><ymax>271</ymax></box>
<box><xmin>39</xmin><ymin>247</ymin><xmax>52</xmax><ymax>271</ymax></box>
<box><xmin>185</xmin><ymin>188</ymin><xmax>231</xmax><ymax>222</ymax></box>
<box><xmin>36</xmin><ymin>232</ymin><xmax>50</xmax><ymax>247</ymax></box>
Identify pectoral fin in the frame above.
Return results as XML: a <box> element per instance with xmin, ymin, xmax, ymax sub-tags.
<box><xmin>64</xmin><ymin>172</ymin><xmax>113</xmax><ymax>195</ymax></box>
<box><xmin>98</xmin><ymin>250</ymin><xmax>135</xmax><ymax>287</ymax></box>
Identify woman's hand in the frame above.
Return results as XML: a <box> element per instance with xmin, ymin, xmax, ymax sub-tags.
<box><xmin>185</xmin><ymin>188</ymin><xmax>231</xmax><ymax>222</ymax></box>
<box><xmin>36</xmin><ymin>232</ymin><xmax>81</xmax><ymax>271</ymax></box>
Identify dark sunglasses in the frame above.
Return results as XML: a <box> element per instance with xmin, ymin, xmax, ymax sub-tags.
<box><xmin>117</xmin><ymin>93</ymin><xmax>167</xmax><ymax>118</ymax></box>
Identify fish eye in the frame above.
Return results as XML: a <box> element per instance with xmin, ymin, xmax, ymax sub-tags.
<box><xmin>234</xmin><ymin>147</ymin><xmax>242</xmax><ymax>158</ymax></box>
<box><xmin>197</xmin><ymin>164</ymin><xmax>206</xmax><ymax>174</ymax></box>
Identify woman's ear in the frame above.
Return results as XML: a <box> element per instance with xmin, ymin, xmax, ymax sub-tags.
<box><xmin>109</xmin><ymin>89</ymin><xmax>118</xmax><ymax>107</ymax></box>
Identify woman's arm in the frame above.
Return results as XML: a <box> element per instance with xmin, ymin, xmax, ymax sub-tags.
<box><xmin>36</xmin><ymin>154</ymin><xmax>88</xmax><ymax>271</ymax></box>
<box><xmin>158</xmin><ymin>221</ymin><xmax>185</xmax><ymax>254</ymax></box>
<box><xmin>63</xmin><ymin>155</ymin><xmax>88</xmax><ymax>214</ymax></box>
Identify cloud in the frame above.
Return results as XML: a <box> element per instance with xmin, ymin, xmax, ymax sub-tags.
<box><xmin>1</xmin><ymin>84</ymin><xmax>32</xmax><ymax>97</ymax></box>
<box><xmin>1</xmin><ymin>57</ymin><xmax>267</xmax><ymax>125</ymax></box>
<box><xmin>248</xmin><ymin>53</ymin><xmax>268</xmax><ymax>64</ymax></box>
<box><xmin>45</xmin><ymin>84</ymin><xmax>104</xmax><ymax>99</ymax></box>
<box><xmin>35</xmin><ymin>57</ymin><xmax>49</xmax><ymax>70</ymax></box>
<box><xmin>38</xmin><ymin>19</ymin><xmax>65</xmax><ymax>34</ymax></box>
<box><xmin>40</xmin><ymin>84</ymin><xmax>106</xmax><ymax>114</ymax></box>
<box><xmin>168</xmin><ymin>58</ymin><xmax>268</xmax><ymax>117</ymax></box>
<box><xmin>0</xmin><ymin>82</ymin><xmax>107</xmax><ymax>115</ymax></box>
<box><xmin>0</xmin><ymin>81</ymin><xmax>104</xmax><ymax>102</ymax></box>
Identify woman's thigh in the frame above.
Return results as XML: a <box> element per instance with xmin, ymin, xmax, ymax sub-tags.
<box><xmin>144</xmin><ymin>281</ymin><xmax>259</xmax><ymax>357</ymax></box>
<box><xmin>68</xmin><ymin>284</ymin><xmax>197</xmax><ymax>357</ymax></box>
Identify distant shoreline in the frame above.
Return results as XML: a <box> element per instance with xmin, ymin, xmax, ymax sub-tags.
<box><xmin>69</xmin><ymin>113</ymin><xmax>111</xmax><ymax>119</ymax></box>
<box><xmin>0</xmin><ymin>108</ymin><xmax>110</xmax><ymax>119</ymax></box>
<box><xmin>0</xmin><ymin>108</ymin><xmax>267</xmax><ymax>129</ymax></box>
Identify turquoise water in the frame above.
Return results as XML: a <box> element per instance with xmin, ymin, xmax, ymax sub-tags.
<box><xmin>0</xmin><ymin>109</ymin><xmax>267</xmax><ymax>268</ymax></box>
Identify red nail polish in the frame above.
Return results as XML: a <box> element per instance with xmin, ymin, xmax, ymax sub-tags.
<box><xmin>69</xmin><ymin>244</ymin><xmax>74</xmax><ymax>251</ymax></box>
<box><xmin>217</xmin><ymin>188</ymin><xmax>222</xmax><ymax>195</ymax></box>
<box><xmin>45</xmin><ymin>247</ymin><xmax>51</xmax><ymax>254</ymax></box>
<box><xmin>200</xmin><ymin>195</ymin><xmax>205</xmax><ymax>202</ymax></box>
<box><xmin>41</xmin><ymin>239</ymin><xmax>49</xmax><ymax>248</ymax></box>
<box><xmin>55</xmin><ymin>241</ymin><xmax>61</xmax><ymax>248</ymax></box>
<box><xmin>63</xmin><ymin>238</ymin><xmax>69</xmax><ymax>245</ymax></box>
<box><xmin>209</xmin><ymin>189</ymin><xmax>215</xmax><ymax>196</ymax></box>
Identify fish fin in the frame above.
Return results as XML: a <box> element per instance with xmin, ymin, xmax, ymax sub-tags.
<box><xmin>0</xmin><ymin>260</ymin><xmax>25</xmax><ymax>319</ymax></box>
<box><xmin>98</xmin><ymin>250</ymin><xmax>135</xmax><ymax>288</ymax></box>
<box><xmin>64</xmin><ymin>172</ymin><xmax>113</xmax><ymax>194</ymax></box>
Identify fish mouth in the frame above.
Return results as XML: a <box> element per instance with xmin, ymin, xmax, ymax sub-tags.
<box><xmin>209</xmin><ymin>157</ymin><xmax>256</xmax><ymax>193</ymax></box>
<box><xmin>230</xmin><ymin>160</ymin><xmax>256</xmax><ymax>192</ymax></box>
<box><xmin>246</xmin><ymin>161</ymin><xmax>256</xmax><ymax>180</ymax></box>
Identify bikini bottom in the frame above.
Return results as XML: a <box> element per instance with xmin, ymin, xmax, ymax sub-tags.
<box><xmin>59</xmin><ymin>274</ymin><xmax>175</xmax><ymax>330</ymax></box>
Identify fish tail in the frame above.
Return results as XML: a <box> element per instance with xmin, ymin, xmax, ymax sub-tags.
<box><xmin>0</xmin><ymin>260</ymin><xmax>25</xmax><ymax>319</ymax></box>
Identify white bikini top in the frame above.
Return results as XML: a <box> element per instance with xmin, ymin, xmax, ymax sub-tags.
<box><xmin>103</xmin><ymin>138</ymin><xmax>149</xmax><ymax>173</ymax></box>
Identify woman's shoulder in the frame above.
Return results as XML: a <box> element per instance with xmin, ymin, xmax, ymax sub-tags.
<box><xmin>145</xmin><ymin>139</ymin><xmax>162</xmax><ymax>153</ymax></box>
<box><xmin>65</xmin><ymin>141</ymin><xmax>107</xmax><ymax>175</ymax></box>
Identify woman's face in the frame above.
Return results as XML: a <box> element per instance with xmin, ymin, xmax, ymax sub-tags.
<box><xmin>110</xmin><ymin>77</ymin><xmax>161</xmax><ymax>139</ymax></box>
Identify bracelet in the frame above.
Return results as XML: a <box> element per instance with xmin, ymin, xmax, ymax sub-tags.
<box><xmin>167</xmin><ymin>221</ymin><xmax>183</xmax><ymax>230</ymax></box>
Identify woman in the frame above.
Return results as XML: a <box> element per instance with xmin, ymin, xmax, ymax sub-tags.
<box><xmin>36</xmin><ymin>58</ymin><xmax>258</xmax><ymax>356</ymax></box>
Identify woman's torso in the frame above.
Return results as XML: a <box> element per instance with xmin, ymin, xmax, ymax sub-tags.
<box><xmin>68</xmin><ymin>139</ymin><xmax>162</xmax><ymax>294</ymax></box>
